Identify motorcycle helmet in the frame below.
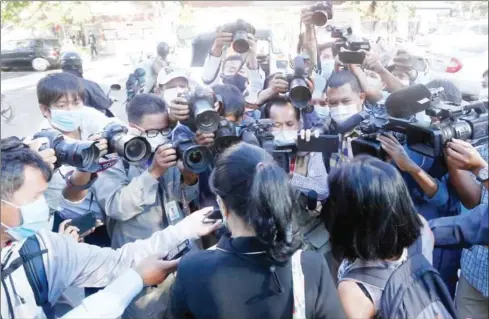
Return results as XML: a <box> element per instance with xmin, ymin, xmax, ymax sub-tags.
<box><xmin>60</xmin><ymin>51</ymin><xmax>83</xmax><ymax>76</ymax></box>
<box><xmin>156</xmin><ymin>42</ymin><xmax>170</xmax><ymax>59</ymax></box>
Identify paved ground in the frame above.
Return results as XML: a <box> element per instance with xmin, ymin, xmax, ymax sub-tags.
<box><xmin>1</xmin><ymin>55</ymin><xmax>132</xmax><ymax>139</ymax></box>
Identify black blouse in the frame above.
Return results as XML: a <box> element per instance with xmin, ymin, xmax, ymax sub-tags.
<box><xmin>165</xmin><ymin>235</ymin><xmax>346</xmax><ymax>319</ymax></box>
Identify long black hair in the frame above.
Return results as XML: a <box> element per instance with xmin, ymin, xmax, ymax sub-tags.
<box><xmin>321</xmin><ymin>155</ymin><xmax>422</xmax><ymax>261</ymax></box>
<box><xmin>210</xmin><ymin>143</ymin><xmax>302</xmax><ymax>262</ymax></box>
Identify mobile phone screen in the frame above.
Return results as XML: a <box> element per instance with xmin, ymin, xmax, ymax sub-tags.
<box><xmin>68</xmin><ymin>213</ymin><xmax>97</xmax><ymax>235</ymax></box>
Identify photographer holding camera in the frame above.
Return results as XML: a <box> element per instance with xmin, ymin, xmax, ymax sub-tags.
<box><xmin>201</xmin><ymin>21</ymin><xmax>265</xmax><ymax>111</ymax></box>
<box><xmin>36</xmin><ymin>73</ymin><xmax>125</xmax><ymax>247</ymax></box>
<box><xmin>0</xmin><ymin>136</ymin><xmax>221</xmax><ymax>319</ymax></box>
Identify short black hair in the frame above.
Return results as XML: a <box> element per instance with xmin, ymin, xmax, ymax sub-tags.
<box><xmin>318</xmin><ymin>41</ymin><xmax>334</xmax><ymax>53</ymax></box>
<box><xmin>211</xmin><ymin>84</ymin><xmax>245</xmax><ymax>119</ymax></box>
<box><xmin>321</xmin><ymin>155</ymin><xmax>422</xmax><ymax>261</ymax></box>
<box><xmin>1</xmin><ymin>137</ymin><xmax>52</xmax><ymax>200</ymax></box>
<box><xmin>262</xmin><ymin>95</ymin><xmax>300</xmax><ymax>121</ymax></box>
<box><xmin>126</xmin><ymin>93</ymin><xmax>167</xmax><ymax>125</ymax></box>
<box><xmin>426</xmin><ymin>79</ymin><xmax>462</xmax><ymax>105</ymax></box>
<box><xmin>325</xmin><ymin>69</ymin><xmax>362</xmax><ymax>94</ymax></box>
<box><xmin>210</xmin><ymin>143</ymin><xmax>302</xmax><ymax>262</ymax></box>
<box><xmin>37</xmin><ymin>72</ymin><xmax>85</xmax><ymax>106</ymax></box>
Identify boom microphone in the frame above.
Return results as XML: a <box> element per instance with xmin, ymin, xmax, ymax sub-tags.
<box><xmin>385</xmin><ymin>84</ymin><xmax>432</xmax><ymax>119</ymax></box>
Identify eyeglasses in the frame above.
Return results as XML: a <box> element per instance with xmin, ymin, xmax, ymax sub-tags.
<box><xmin>145</xmin><ymin>128</ymin><xmax>172</xmax><ymax>138</ymax></box>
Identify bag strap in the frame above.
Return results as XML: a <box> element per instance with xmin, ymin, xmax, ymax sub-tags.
<box><xmin>18</xmin><ymin>236</ymin><xmax>54</xmax><ymax>319</ymax></box>
<box><xmin>292</xmin><ymin>249</ymin><xmax>307</xmax><ymax>319</ymax></box>
<box><xmin>342</xmin><ymin>266</ymin><xmax>392</xmax><ymax>290</ymax></box>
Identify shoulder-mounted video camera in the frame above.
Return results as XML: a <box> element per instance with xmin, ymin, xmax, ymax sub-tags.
<box><xmin>327</xmin><ymin>25</ymin><xmax>370</xmax><ymax>65</ymax></box>
<box><xmin>221</xmin><ymin>19</ymin><xmax>256</xmax><ymax>54</ymax></box>
<box><xmin>350</xmin><ymin>85</ymin><xmax>488</xmax><ymax>161</ymax></box>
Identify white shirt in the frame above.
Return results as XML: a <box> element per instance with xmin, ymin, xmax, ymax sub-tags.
<box><xmin>61</xmin><ymin>269</ymin><xmax>143</xmax><ymax>319</ymax></box>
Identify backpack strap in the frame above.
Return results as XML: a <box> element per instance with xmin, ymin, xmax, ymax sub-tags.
<box><xmin>18</xmin><ymin>236</ymin><xmax>54</xmax><ymax>319</ymax></box>
<box><xmin>292</xmin><ymin>249</ymin><xmax>306</xmax><ymax>319</ymax></box>
<box><xmin>342</xmin><ymin>266</ymin><xmax>392</xmax><ymax>290</ymax></box>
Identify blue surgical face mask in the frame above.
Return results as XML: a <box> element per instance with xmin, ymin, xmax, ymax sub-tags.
<box><xmin>222</xmin><ymin>74</ymin><xmax>248</xmax><ymax>93</ymax></box>
<box><xmin>1</xmin><ymin>195</ymin><xmax>51</xmax><ymax>241</ymax></box>
<box><xmin>315</xmin><ymin>106</ymin><xmax>330</xmax><ymax>121</ymax></box>
<box><xmin>50</xmin><ymin>109</ymin><xmax>82</xmax><ymax>132</ymax></box>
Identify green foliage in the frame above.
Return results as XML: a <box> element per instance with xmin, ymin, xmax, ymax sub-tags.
<box><xmin>1</xmin><ymin>1</ymin><xmax>31</xmax><ymax>25</ymax></box>
<box><xmin>347</xmin><ymin>1</ymin><xmax>415</xmax><ymax>21</ymax></box>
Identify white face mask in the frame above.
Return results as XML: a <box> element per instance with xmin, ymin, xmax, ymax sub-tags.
<box><xmin>367</xmin><ymin>77</ymin><xmax>383</xmax><ymax>90</ymax></box>
<box><xmin>163</xmin><ymin>87</ymin><xmax>185</xmax><ymax>104</ymax></box>
<box><xmin>315</xmin><ymin>106</ymin><xmax>330</xmax><ymax>121</ymax></box>
<box><xmin>272</xmin><ymin>130</ymin><xmax>297</xmax><ymax>143</ymax></box>
<box><xmin>320</xmin><ymin>59</ymin><xmax>335</xmax><ymax>80</ymax></box>
<box><xmin>415</xmin><ymin>111</ymin><xmax>431</xmax><ymax>123</ymax></box>
<box><xmin>146</xmin><ymin>134</ymin><xmax>168</xmax><ymax>152</ymax></box>
<box><xmin>400</xmin><ymin>79</ymin><xmax>410</xmax><ymax>87</ymax></box>
<box><xmin>329</xmin><ymin>103</ymin><xmax>359</xmax><ymax>124</ymax></box>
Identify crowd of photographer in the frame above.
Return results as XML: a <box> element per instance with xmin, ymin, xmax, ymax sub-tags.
<box><xmin>1</xmin><ymin>2</ymin><xmax>488</xmax><ymax>319</ymax></box>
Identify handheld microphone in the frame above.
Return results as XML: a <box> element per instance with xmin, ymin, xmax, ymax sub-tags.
<box><xmin>385</xmin><ymin>84</ymin><xmax>432</xmax><ymax>118</ymax></box>
<box><xmin>335</xmin><ymin>111</ymin><xmax>369</xmax><ymax>134</ymax></box>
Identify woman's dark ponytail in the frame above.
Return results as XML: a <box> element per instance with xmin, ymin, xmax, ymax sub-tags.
<box><xmin>210</xmin><ymin>143</ymin><xmax>301</xmax><ymax>263</ymax></box>
<box><xmin>248</xmin><ymin>162</ymin><xmax>301</xmax><ymax>262</ymax></box>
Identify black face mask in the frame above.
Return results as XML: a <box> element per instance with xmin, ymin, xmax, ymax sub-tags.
<box><xmin>222</xmin><ymin>74</ymin><xmax>248</xmax><ymax>93</ymax></box>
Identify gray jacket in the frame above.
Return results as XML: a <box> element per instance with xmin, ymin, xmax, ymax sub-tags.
<box><xmin>91</xmin><ymin>160</ymin><xmax>199</xmax><ymax>249</ymax></box>
<box><xmin>0</xmin><ymin>223</ymin><xmax>199</xmax><ymax>319</ymax></box>
<box><xmin>90</xmin><ymin>161</ymin><xmax>199</xmax><ymax>319</ymax></box>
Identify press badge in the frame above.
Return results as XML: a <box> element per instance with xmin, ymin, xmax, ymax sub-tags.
<box><xmin>164</xmin><ymin>200</ymin><xmax>184</xmax><ymax>225</ymax></box>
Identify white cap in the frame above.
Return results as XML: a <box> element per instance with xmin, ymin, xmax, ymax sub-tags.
<box><xmin>157</xmin><ymin>67</ymin><xmax>190</xmax><ymax>86</ymax></box>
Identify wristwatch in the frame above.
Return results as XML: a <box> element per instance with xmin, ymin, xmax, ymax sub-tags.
<box><xmin>476</xmin><ymin>166</ymin><xmax>489</xmax><ymax>183</ymax></box>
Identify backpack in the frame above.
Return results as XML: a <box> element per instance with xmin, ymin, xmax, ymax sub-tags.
<box><xmin>1</xmin><ymin>236</ymin><xmax>53</xmax><ymax>319</ymax></box>
<box><xmin>343</xmin><ymin>238</ymin><xmax>458</xmax><ymax>319</ymax></box>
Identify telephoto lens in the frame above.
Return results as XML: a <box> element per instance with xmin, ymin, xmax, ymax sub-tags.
<box><xmin>173</xmin><ymin>139</ymin><xmax>213</xmax><ymax>174</ymax></box>
<box><xmin>102</xmin><ymin>123</ymin><xmax>151</xmax><ymax>163</ymax></box>
<box><xmin>221</xmin><ymin>19</ymin><xmax>256</xmax><ymax>54</ymax></box>
<box><xmin>182</xmin><ymin>87</ymin><xmax>220</xmax><ymax>134</ymax></box>
<box><xmin>33</xmin><ymin>129</ymin><xmax>101</xmax><ymax>170</ymax></box>
<box><xmin>287</xmin><ymin>56</ymin><xmax>312</xmax><ymax>109</ymax></box>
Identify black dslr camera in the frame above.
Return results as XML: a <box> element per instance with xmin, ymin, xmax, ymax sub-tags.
<box><xmin>286</xmin><ymin>56</ymin><xmax>312</xmax><ymax>110</ymax></box>
<box><xmin>180</xmin><ymin>86</ymin><xmax>220</xmax><ymax>134</ymax></box>
<box><xmin>214</xmin><ymin>118</ymin><xmax>241</xmax><ymax>154</ymax></box>
<box><xmin>33</xmin><ymin>130</ymin><xmax>101</xmax><ymax>171</ymax></box>
<box><xmin>221</xmin><ymin>19</ymin><xmax>256</xmax><ymax>54</ymax></box>
<box><xmin>327</xmin><ymin>25</ymin><xmax>370</xmax><ymax>65</ymax></box>
<box><xmin>170</xmin><ymin>139</ymin><xmax>213</xmax><ymax>174</ymax></box>
<box><xmin>102</xmin><ymin>123</ymin><xmax>152</xmax><ymax>163</ymax></box>
<box><xmin>307</xmin><ymin>1</ymin><xmax>333</xmax><ymax>26</ymax></box>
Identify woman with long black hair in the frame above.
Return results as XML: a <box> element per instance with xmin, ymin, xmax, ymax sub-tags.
<box><xmin>166</xmin><ymin>143</ymin><xmax>345</xmax><ymax>319</ymax></box>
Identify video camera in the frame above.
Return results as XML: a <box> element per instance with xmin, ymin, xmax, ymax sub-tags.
<box><xmin>350</xmin><ymin>84</ymin><xmax>489</xmax><ymax>160</ymax></box>
<box><xmin>180</xmin><ymin>86</ymin><xmax>220</xmax><ymax>134</ymax></box>
<box><xmin>306</xmin><ymin>1</ymin><xmax>333</xmax><ymax>26</ymax></box>
<box><xmin>286</xmin><ymin>56</ymin><xmax>312</xmax><ymax>110</ymax></box>
<box><xmin>102</xmin><ymin>123</ymin><xmax>152</xmax><ymax>163</ymax></box>
<box><xmin>33</xmin><ymin>130</ymin><xmax>101</xmax><ymax>171</ymax></box>
<box><xmin>327</xmin><ymin>25</ymin><xmax>370</xmax><ymax>65</ymax></box>
<box><xmin>221</xmin><ymin>19</ymin><xmax>256</xmax><ymax>54</ymax></box>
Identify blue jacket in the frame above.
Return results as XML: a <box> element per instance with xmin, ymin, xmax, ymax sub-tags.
<box><xmin>430</xmin><ymin>203</ymin><xmax>488</xmax><ymax>249</ymax></box>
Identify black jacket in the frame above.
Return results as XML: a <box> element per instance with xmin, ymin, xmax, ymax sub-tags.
<box><xmin>166</xmin><ymin>235</ymin><xmax>346</xmax><ymax>319</ymax></box>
